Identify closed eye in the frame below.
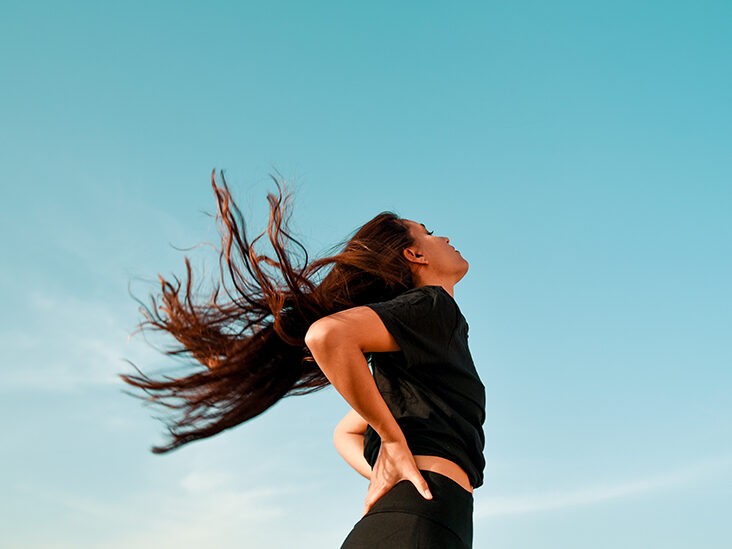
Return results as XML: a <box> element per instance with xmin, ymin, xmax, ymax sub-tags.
<box><xmin>426</xmin><ymin>230</ymin><xmax>434</xmax><ymax>235</ymax></box>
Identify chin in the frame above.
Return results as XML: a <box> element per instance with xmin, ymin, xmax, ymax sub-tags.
<box><xmin>456</xmin><ymin>260</ymin><xmax>469</xmax><ymax>281</ymax></box>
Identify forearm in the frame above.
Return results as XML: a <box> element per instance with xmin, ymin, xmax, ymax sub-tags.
<box><xmin>305</xmin><ymin>308</ymin><xmax>433</xmax><ymax>512</ymax></box>
<box><xmin>334</xmin><ymin>431</ymin><xmax>372</xmax><ymax>479</ymax></box>
<box><xmin>306</xmin><ymin>334</ymin><xmax>405</xmax><ymax>444</ymax></box>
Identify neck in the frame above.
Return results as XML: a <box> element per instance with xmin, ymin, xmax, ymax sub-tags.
<box><xmin>413</xmin><ymin>277</ymin><xmax>456</xmax><ymax>298</ymax></box>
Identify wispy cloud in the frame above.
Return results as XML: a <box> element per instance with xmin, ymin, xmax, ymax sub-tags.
<box><xmin>23</xmin><ymin>468</ymin><xmax>297</xmax><ymax>549</ymax></box>
<box><xmin>1</xmin><ymin>189</ymin><xmax>216</xmax><ymax>394</ymax></box>
<box><xmin>0</xmin><ymin>290</ymin><xmax>163</xmax><ymax>392</ymax></box>
<box><xmin>475</xmin><ymin>454</ymin><xmax>732</xmax><ymax>518</ymax></box>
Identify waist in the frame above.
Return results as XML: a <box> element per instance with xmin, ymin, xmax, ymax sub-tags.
<box><xmin>413</xmin><ymin>455</ymin><xmax>473</xmax><ymax>494</ymax></box>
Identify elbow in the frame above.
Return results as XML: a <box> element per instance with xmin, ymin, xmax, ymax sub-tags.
<box><xmin>305</xmin><ymin>318</ymin><xmax>363</xmax><ymax>383</ymax></box>
<box><xmin>304</xmin><ymin>318</ymin><xmax>342</xmax><ymax>353</ymax></box>
<box><xmin>304</xmin><ymin>319</ymin><xmax>328</xmax><ymax>352</ymax></box>
<box><xmin>332</xmin><ymin>425</ymin><xmax>343</xmax><ymax>449</ymax></box>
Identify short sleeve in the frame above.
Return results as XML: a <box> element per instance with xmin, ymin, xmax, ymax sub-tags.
<box><xmin>365</xmin><ymin>286</ymin><xmax>452</xmax><ymax>368</ymax></box>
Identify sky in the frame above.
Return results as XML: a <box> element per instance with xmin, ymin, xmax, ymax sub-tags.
<box><xmin>1</xmin><ymin>1</ymin><xmax>730</xmax><ymax>547</ymax></box>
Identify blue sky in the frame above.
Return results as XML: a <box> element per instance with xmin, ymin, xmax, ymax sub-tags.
<box><xmin>1</xmin><ymin>1</ymin><xmax>730</xmax><ymax>547</ymax></box>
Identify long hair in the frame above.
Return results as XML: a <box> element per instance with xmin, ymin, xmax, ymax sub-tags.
<box><xmin>121</xmin><ymin>170</ymin><xmax>415</xmax><ymax>453</ymax></box>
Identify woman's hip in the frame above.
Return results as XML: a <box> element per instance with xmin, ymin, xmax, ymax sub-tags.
<box><xmin>341</xmin><ymin>469</ymin><xmax>474</xmax><ymax>548</ymax></box>
<box><xmin>413</xmin><ymin>454</ymin><xmax>473</xmax><ymax>493</ymax></box>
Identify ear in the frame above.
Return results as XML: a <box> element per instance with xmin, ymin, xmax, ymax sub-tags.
<box><xmin>402</xmin><ymin>246</ymin><xmax>428</xmax><ymax>265</ymax></box>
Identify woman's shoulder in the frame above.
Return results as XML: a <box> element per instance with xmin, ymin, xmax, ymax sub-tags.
<box><xmin>397</xmin><ymin>284</ymin><xmax>445</xmax><ymax>297</ymax></box>
<box><xmin>385</xmin><ymin>285</ymin><xmax>443</xmax><ymax>306</ymax></box>
<box><xmin>370</xmin><ymin>285</ymin><xmax>456</xmax><ymax>316</ymax></box>
<box><xmin>411</xmin><ymin>285</ymin><xmax>457</xmax><ymax>308</ymax></box>
<box><xmin>394</xmin><ymin>285</ymin><xmax>461</xmax><ymax>318</ymax></box>
<box><xmin>418</xmin><ymin>286</ymin><xmax>467</xmax><ymax>327</ymax></box>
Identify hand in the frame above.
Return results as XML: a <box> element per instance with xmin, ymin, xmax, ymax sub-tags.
<box><xmin>362</xmin><ymin>438</ymin><xmax>432</xmax><ymax>516</ymax></box>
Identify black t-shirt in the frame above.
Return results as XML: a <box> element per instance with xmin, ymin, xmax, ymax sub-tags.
<box><xmin>362</xmin><ymin>285</ymin><xmax>486</xmax><ymax>488</ymax></box>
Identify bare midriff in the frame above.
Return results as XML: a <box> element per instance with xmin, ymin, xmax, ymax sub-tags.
<box><xmin>413</xmin><ymin>455</ymin><xmax>473</xmax><ymax>494</ymax></box>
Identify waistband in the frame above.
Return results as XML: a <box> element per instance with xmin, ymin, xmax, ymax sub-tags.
<box><xmin>365</xmin><ymin>469</ymin><xmax>474</xmax><ymax>545</ymax></box>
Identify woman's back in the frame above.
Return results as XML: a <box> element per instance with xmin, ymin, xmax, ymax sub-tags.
<box><xmin>362</xmin><ymin>284</ymin><xmax>486</xmax><ymax>489</ymax></box>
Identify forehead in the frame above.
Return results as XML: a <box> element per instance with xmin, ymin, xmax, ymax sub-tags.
<box><xmin>403</xmin><ymin>219</ymin><xmax>429</xmax><ymax>238</ymax></box>
<box><xmin>403</xmin><ymin>219</ymin><xmax>427</xmax><ymax>231</ymax></box>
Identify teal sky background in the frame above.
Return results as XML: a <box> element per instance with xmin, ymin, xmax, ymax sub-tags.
<box><xmin>1</xmin><ymin>1</ymin><xmax>730</xmax><ymax>547</ymax></box>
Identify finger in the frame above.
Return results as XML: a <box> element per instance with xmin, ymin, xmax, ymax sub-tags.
<box><xmin>363</xmin><ymin>485</ymin><xmax>387</xmax><ymax>516</ymax></box>
<box><xmin>363</xmin><ymin>488</ymin><xmax>383</xmax><ymax>512</ymax></box>
<box><xmin>362</xmin><ymin>498</ymin><xmax>375</xmax><ymax>516</ymax></box>
<box><xmin>410</xmin><ymin>471</ymin><xmax>433</xmax><ymax>500</ymax></box>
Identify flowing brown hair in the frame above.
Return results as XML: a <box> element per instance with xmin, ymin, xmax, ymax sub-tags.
<box><xmin>121</xmin><ymin>170</ymin><xmax>416</xmax><ymax>453</ymax></box>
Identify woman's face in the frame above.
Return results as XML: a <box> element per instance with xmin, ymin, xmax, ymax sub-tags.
<box><xmin>402</xmin><ymin>219</ymin><xmax>469</xmax><ymax>280</ymax></box>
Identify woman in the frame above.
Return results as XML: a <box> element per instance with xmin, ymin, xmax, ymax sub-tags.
<box><xmin>121</xmin><ymin>171</ymin><xmax>485</xmax><ymax>548</ymax></box>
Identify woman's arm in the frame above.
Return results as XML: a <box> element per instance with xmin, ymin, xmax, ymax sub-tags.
<box><xmin>305</xmin><ymin>306</ymin><xmax>432</xmax><ymax>514</ymax></box>
<box><xmin>334</xmin><ymin>408</ymin><xmax>371</xmax><ymax>479</ymax></box>
<box><xmin>305</xmin><ymin>306</ymin><xmax>403</xmax><ymax>441</ymax></box>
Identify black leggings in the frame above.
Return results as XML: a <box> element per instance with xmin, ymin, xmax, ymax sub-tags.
<box><xmin>340</xmin><ymin>470</ymin><xmax>474</xmax><ymax>549</ymax></box>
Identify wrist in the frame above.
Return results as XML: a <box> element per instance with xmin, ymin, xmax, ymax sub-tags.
<box><xmin>367</xmin><ymin>416</ymin><xmax>406</xmax><ymax>445</ymax></box>
<box><xmin>379</xmin><ymin>433</ymin><xmax>408</xmax><ymax>447</ymax></box>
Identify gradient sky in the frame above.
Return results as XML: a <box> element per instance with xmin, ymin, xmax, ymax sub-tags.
<box><xmin>1</xmin><ymin>1</ymin><xmax>730</xmax><ymax>548</ymax></box>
